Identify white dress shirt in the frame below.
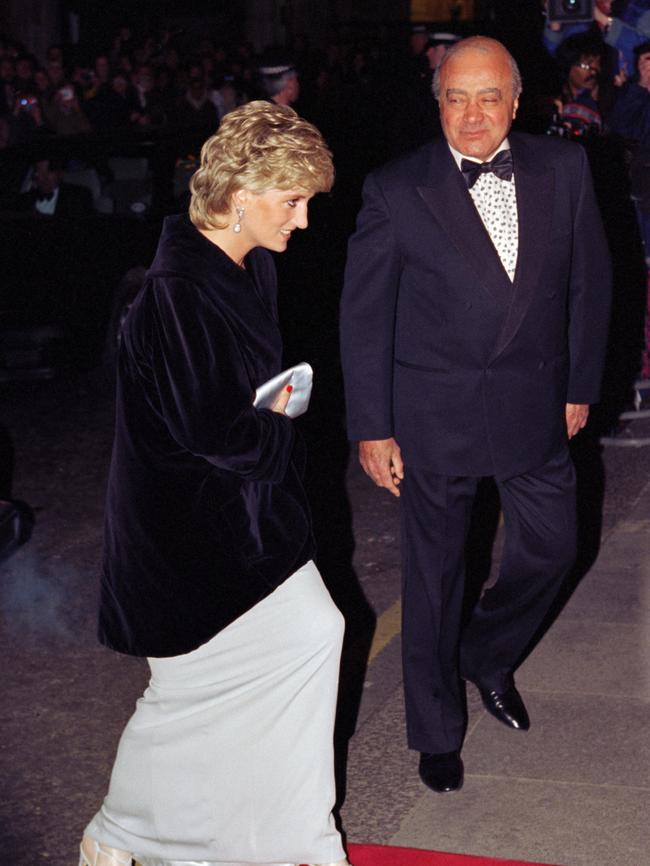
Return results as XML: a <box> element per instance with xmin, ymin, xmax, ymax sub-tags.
<box><xmin>35</xmin><ymin>186</ymin><xmax>59</xmax><ymax>216</ymax></box>
<box><xmin>449</xmin><ymin>140</ymin><xmax>519</xmax><ymax>282</ymax></box>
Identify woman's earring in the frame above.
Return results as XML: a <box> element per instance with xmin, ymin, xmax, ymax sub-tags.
<box><xmin>233</xmin><ymin>206</ymin><xmax>245</xmax><ymax>234</ymax></box>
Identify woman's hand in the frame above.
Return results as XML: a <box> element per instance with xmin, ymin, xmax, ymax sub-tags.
<box><xmin>270</xmin><ymin>384</ymin><xmax>293</xmax><ymax>414</ymax></box>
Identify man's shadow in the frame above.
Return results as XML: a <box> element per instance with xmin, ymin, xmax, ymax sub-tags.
<box><xmin>462</xmin><ymin>433</ymin><xmax>606</xmax><ymax>667</ymax></box>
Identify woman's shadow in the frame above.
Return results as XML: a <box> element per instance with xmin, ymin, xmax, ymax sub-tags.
<box><xmin>275</xmin><ymin>196</ymin><xmax>376</xmax><ymax>810</ymax></box>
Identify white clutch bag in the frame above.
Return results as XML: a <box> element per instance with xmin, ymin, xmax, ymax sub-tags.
<box><xmin>253</xmin><ymin>361</ymin><xmax>313</xmax><ymax>419</ymax></box>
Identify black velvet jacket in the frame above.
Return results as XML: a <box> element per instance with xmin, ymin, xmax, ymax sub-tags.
<box><xmin>98</xmin><ymin>214</ymin><xmax>314</xmax><ymax>657</ymax></box>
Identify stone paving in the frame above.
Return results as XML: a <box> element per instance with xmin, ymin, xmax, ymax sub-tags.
<box><xmin>1</xmin><ymin>371</ymin><xmax>649</xmax><ymax>866</ymax></box>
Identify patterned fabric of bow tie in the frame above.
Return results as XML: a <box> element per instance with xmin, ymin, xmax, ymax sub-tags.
<box><xmin>460</xmin><ymin>149</ymin><xmax>513</xmax><ymax>188</ymax></box>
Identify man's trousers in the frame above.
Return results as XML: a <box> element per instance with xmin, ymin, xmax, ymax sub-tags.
<box><xmin>400</xmin><ymin>447</ymin><xmax>577</xmax><ymax>754</ymax></box>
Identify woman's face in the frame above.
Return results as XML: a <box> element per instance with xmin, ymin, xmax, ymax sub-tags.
<box><xmin>237</xmin><ymin>187</ymin><xmax>313</xmax><ymax>252</ymax></box>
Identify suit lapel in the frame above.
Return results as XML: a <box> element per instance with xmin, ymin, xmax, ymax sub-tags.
<box><xmin>490</xmin><ymin>134</ymin><xmax>555</xmax><ymax>361</ymax></box>
<box><xmin>417</xmin><ymin>140</ymin><xmax>514</xmax><ymax>305</ymax></box>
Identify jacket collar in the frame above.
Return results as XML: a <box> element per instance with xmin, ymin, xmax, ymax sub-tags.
<box><xmin>416</xmin><ymin>137</ymin><xmax>514</xmax><ymax>305</ymax></box>
<box><xmin>416</xmin><ymin>133</ymin><xmax>555</xmax><ymax>359</ymax></box>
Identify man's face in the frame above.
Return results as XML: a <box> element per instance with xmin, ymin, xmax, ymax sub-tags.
<box><xmin>136</xmin><ymin>67</ymin><xmax>154</xmax><ymax>91</ymax></box>
<box><xmin>638</xmin><ymin>50</ymin><xmax>650</xmax><ymax>85</ymax></box>
<box><xmin>438</xmin><ymin>45</ymin><xmax>518</xmax><ymax>161</ymax></box>
<box><xmin>16</xmin><ymin>58</ymin><xmax>32</xmax><ymax>80</ymax></box>
<box><xmin>426</xmin><ymin>44</ymin><xmax>448</xmax><ymax>71</ymax></box>
<box><xmin>568</xmin><ymin>53</ymin><xmax>601</xmax><ymax>94</ymax></box>
<box><xmin>34</xmin><ymin>160</ymin><xmax>62</xmax><ymax>195</ymax></box>
<box><xmin>95</xmin><ymin>56</ymin><xmax>110</xmax><ymax>80</ymax></box>
<box><xmin>286</xmin><ymin>73</ymin><xmax>300</xmax><ymax>104</ymax></box>
<box><xmin>410</xmin><ymin>32</ymin><xmax>428</xmax><ymax>56</ymax></box>
<box><xmin>596</xmin><ymin>0</ymin><xmax>612</xmax><ymax>13</ymax></box>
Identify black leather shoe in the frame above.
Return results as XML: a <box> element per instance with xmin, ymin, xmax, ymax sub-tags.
<box><xmin>478</xmin><ymin>684</ymin><xmax>530</xmax><ymax>730</ymax></box>
<box><xmin>418</xmin><ymin>750</ymin><xmax>464</xmax><ymax>793</ymax></box>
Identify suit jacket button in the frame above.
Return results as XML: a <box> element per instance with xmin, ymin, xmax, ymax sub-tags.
<box><xmin>538</xmin><ymin>360</ymin><xmax>545</xmax><ymax>370</ymax></box>
<box><xmin>464</xmin><ymin>301</ymin><xmax>472</xmax><ymax>310</ymax></box>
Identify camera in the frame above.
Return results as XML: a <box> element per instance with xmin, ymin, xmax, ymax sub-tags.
<box><xmin>17</xmin><ymin>95</ymin><xmax>37</xmax><ymax>112</ymax></box>
<box><xmin>547</xmin><ymin>0</ymin><xmax>594</xmax><ymax>23</ymax></box>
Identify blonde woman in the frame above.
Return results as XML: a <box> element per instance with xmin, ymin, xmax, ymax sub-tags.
<box><xmin>79</xmin><ymin>101</ymin><xmax>350</xmax><ymax>866</ymax></box>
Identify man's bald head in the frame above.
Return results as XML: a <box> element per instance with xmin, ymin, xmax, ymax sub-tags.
<box><xmin>433</xmin><ymin>37</ymin><xmax>522</xmax><ymax>102</ymax></box>
<box><xmin>435</xmin><ymin>36</ymin><xmax>521</xmax><ymax>161</ymax></box>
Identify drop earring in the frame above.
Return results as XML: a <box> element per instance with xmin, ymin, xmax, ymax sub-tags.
<box><xmin>233</xmin><ymin>206</ymin><xmax>245</xmax><ymax>233</ymax></box>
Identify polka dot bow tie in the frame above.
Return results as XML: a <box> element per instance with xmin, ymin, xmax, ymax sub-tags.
<box><xmin>460</xmin><ymin>149</ymin><xmax>513</xmax><ymax>188</ymax></box>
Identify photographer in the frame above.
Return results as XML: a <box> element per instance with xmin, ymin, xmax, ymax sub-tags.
<box><xmin>44</xmin><ymin>82</ymin><xmax>92</xmax><ymax>136</ymax></box>
<box><xmin>11</xmin><ymin>90</ymin><xmax>47</xmax><ymax>141</ymax></box>
<box><xmin>545</xmin><ymin>0</ymin><xmax>650</xmax><ymax>82</ymax></box>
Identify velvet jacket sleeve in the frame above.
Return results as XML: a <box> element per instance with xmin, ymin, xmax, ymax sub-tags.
<box><xmin>138</xmin><ymin>275</ymin><xmax>295</xmax><ymax>484</ymax></box>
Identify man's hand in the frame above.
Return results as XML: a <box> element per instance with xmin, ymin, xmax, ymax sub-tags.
<box><xmin>566</xmin><ymin>403</ymin><xmax>589</xmax><ymax>438</ymax></box>
<box><xmin>359</xmin><ymin>437</ymin><xmax>404</xmax><ymax>497</ymax></box>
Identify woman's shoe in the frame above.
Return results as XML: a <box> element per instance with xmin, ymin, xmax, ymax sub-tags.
<box><xmin>78</xmin><ymin>835</ymin><xmax>133</xmax><ymax>866</ymax></box>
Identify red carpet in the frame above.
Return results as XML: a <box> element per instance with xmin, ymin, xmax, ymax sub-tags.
<box><xmin>345</xmin><ymin>843</ymin><xmax>561</xmax><ymax>866</ymax></box>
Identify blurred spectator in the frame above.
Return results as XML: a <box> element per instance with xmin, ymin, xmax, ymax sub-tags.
<box><xmin>11</xmin><ymin>90</ymin><xmax>47</xmax><ymax>140</ymax></box>
<box><xmin>611</xmin><ymin>42</ymin><xmax>650</xmax><ymax>270</ymax></box>
<box><xmin>94</xmin><ymin>55</ymin><xmax>112</xmax><ymax>89</ymax></box>
<box><xmin>1</xmin><ymin>57</ymin><xmax>15</xmax><ymax>114</ymax></box>
<box><xmin>46</xmin><ymin>58</ymin><xmax>66</xmax><ymax>90</ymax></box>
<box><xmin>16</xmin><ymin>157</ymin><xmax>93</xmax><ymax>218</ymax></box>
<box><xmin>545</xmin><ymin>0</ymin><xmax>650</xmax><ymax>82</ymax></box>
<box><xmin>33</xmin><ymin>67</ymin><xmax>53</xmax><ymax>102</ymax></box>
<box><xmin>0</xmin><ymin>114</ymin><xmax>29</xmax><ymax>202</ymax></box>
<box><xmin>110</xmin><ymin>25</ymin><xmax>134</xmax><ymax>65</ymax></box>
<box><xmin>130</xmin><ymin>64</ymin><xmax>165</xmax><ymax>126</ymax></box>
<box><xmin>386</xmin><ymin>31</ymin><xmax>459</xmax><ymax>158</ymax></box>
<box><xmin>611</xmin><ymin>39</ymin><xmax>650</xmax><ymax>138</ymax></box>
<box><xmin>408</xmin><ymin>23</ymin><xmax>431</xmax><ymax>65</ymax></box>
<box><xmin>14</xmin><ymin>53</ymin><xmax>35</xmax><ymax>91</ymax></box>
<box><xmin>173</xmin><ymin>63</ymin><xmax>219</xmax><ymax>154</ymax></box>
<box><xmin>86</xmin><ymin>71</ymin><xmax>136</xmax><ymax>131</ymax></box>
<box><xmin>44</xmin><ymin>83</ymin><xmax>92</xmax><ymax>136</ymax></box>
<box><xmin>46</xmin><ymin>45</ymin><xmax>64</xmax><ymax>66</ymax></box>
<box><xmin>259</xmin><ymin>57</ymin><xmax>300</xmax><ymax>106</ymax></box>
<box><xmin>550</xmin><ymin>32</ymin><xmax>611</xmax><ymax>138</ymax></box>
<box><xmin>71</xmin><ymin>61</ymin><xmax>98</xmax><ymax>104</ymax></box>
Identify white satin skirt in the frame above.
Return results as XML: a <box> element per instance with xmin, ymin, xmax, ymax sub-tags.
<box><xmin>84</xmin><ymin>560</ymin><xmax>346</xmax><ymax>866</ymax></box>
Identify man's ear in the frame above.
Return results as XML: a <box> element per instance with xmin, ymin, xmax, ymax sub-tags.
<box><xmin>512</xmin><ymin>96</ymin><xmax>520</xmax><ymax>119</ymax></box>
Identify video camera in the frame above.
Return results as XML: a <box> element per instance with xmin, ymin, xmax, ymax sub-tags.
<box><xmin>547</xmin><ymin>0</ymin><xmax>594</xmax><ymax>24</ymax></box>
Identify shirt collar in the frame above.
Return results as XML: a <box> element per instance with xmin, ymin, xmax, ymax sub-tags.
<box><xmin>448</xmin><ymin>138</ymin><xmax>511</xmax><ymax>171</ymax></box>
<box><xmin>35</xmin><ymin>186</ymin><xmax>60</xmax><ymax>216</ymax></box>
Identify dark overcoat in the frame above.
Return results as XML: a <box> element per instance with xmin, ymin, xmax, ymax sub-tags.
<box><xmin>98</xmin><ymin>214</ymin><xmax>314</xmax><ymax>657</ymax></box>
<box><xmin>340</xmin><ymin>132</ymin><xmax>612</xmax><ymax>479</ymax></box>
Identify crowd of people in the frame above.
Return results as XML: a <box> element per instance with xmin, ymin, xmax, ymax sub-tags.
<box><xmin>1</xmin><ymin>1</ymin><xmax>650</xmax><ymax>381</ymax></box>
<box><xmin>1</xmin><ymin>9</ymin><xmax>649</xmax><ymax>866</ymax></box>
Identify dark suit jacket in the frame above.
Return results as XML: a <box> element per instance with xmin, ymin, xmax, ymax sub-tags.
<box><xmin>98</xmin><ymin>214</ymin><xmax>313</xmax><ymax>657</ymax></box>
<box><xmin>340</xmin><ymin>132</ymin><xmax>612</xmax><ymax>479</ymax></box>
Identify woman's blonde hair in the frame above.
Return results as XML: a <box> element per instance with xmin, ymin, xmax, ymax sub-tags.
<box><xmin>189</xmin><ymin>100</ymin><xmax>334</xmax><ymax>230</ymax></box>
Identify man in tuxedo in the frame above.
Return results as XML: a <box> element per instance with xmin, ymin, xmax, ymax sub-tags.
<box><xmin>340</xmin><ymin>37</ymin><xmax>611</xmax><ymax>793</ymax></box>
<box><xmin>17</xmin><ymin>157</ymin><xmax>93</xmax><ymax>218</ymax></box>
